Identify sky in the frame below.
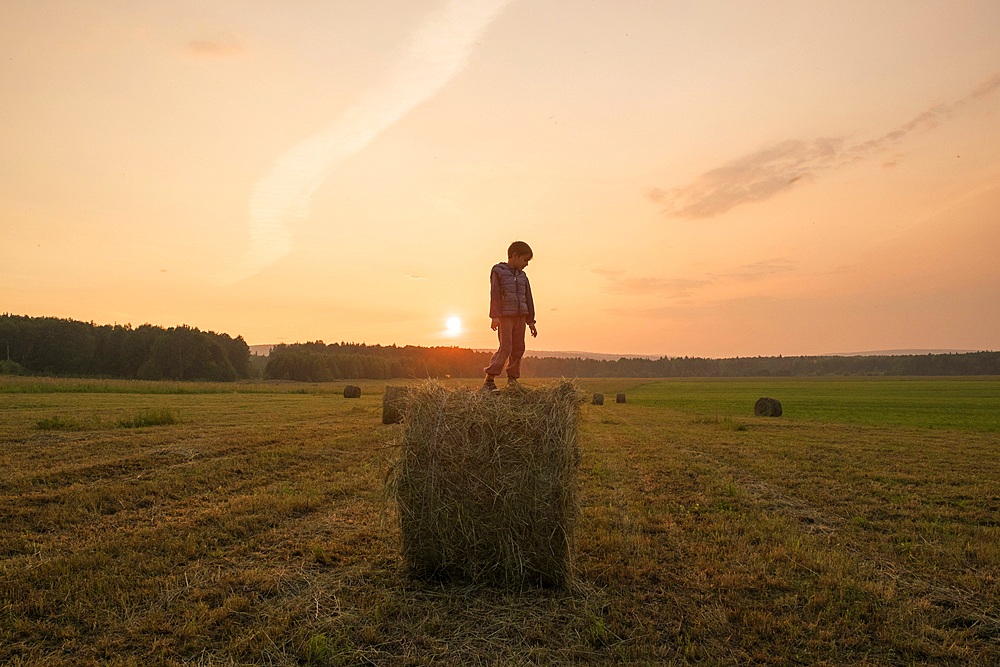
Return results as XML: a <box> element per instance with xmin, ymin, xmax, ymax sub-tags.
<box><xmin>3</xmin><ymin>0</ymin><xmax>999</xmax><ymax>358</ymax></box>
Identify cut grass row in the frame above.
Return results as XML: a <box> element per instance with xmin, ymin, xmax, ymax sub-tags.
<box><xmin>36</xmin><ymin>407</ymin><xmax>180</xmax><ymax>431</ymax></box>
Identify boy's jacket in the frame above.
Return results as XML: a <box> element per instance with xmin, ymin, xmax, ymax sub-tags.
<box><xmin>489</xmin><ymin>262</ymin><xmax>535</xmax><ymax>324</ymax></box>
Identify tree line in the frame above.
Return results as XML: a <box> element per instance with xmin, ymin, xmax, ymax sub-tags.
<box><xmin>264</xmin><ymin>341</ymin><xmax>1000</xmax><ymax>381</ymax></box>
<box><xmin>3</xmin><ymin>314</ymin><xmax>998</xmax><ymax>382</ymax></box>
<box><xmin>264</xmin><ymin>342</ymin><xmax>493</xmax><ymax>381</ymax></box>
<box><xmin>0</xmin><ymin>314</ymin><xmax>253</xmax><ymax>381</ymax></box>
<box><xmin>521</xmin><ymin>351</ymin><xmax>1000</xmax><ymax>378</ymax></box>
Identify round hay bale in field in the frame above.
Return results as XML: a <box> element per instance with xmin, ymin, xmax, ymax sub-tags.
<box><xmin>616</xmin><ymin>393</ymin><xmax>626</xmax><ymax>404</ymax></box>
<box><xmin>344</xmin><ymin>385</ymin><xmax>362</xmax><ymax>399</ymax></box>
<box><xmin>388</xmin><ymin>380</ymin><xmax>583</xmax><ymax>588</ymax></box>
<box><xmin>382</xmin><ymin>385</ymin><xmax>411</xmax><ymax>424</ymax></box>
<box><xmin>592</xmin><ymin>393</ymin><xmax>604</xmax><ymax>405</ymax></box>
<box><xmin>754</xmin><ymin>397</ymin><xmax>782</xmax><ymax>417</ymax></box>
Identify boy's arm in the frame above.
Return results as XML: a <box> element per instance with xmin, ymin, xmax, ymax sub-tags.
<box><xmin>488</xmin><ymin>267</ymin><xmax>502</xmax><ymax>320</ymax></box>
<box><xmin>525</xmin><ymin>277</ymin><xmax>536</xmax><ymax>327</ymax></box>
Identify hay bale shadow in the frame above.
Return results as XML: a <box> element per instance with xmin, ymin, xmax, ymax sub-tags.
<box><xmin>382</xmin><ymin>385</ymin><xmax>412</xmax><ymax>424</ymax></box>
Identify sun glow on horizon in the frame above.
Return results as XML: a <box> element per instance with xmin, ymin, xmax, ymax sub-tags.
<box><xmin>445</xmin><ymin>316</ymin><xmax>462</xmax><ymax>337</ymax></box>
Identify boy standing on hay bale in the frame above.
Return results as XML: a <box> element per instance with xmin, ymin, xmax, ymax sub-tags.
<box><xmin>482</xmin><ymin>241</ymin><xmax>537</xmax><ymax>393</ymax></box>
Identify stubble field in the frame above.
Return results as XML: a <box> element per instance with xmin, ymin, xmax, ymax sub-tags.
<box><xmin>2</xmin><ymin>376</ymin><xmax>998</xmax><ymax>666</ymax></box>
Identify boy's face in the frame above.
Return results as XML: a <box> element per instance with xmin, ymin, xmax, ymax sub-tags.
<box><xmin>508</xmin><ymin>252</ymin><xmax>531</xmax><ymax>271</ymax></box>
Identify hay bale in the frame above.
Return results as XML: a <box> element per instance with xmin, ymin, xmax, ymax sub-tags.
<box><xmin>754</xmin><ymin>397</ymin><xmax>782</xmax><ymax>417</ymax></box>
<box><xmin>388</xmin><ymin>380</ymin><xmax>582</xmax><ymax>588</ymax></box>
<box><xmin>592</xmin><ymin>393</ymin><xmax>604</xmax><ymax>405</ymax></box>
<box><xmin>344</xmin><ymin>385</ymin><xmax>362</xmax><ymax>399</ymax></box>
<box><xmin>616</xmin><ymin>393</ymin><xmax>626</xmax><ymax>404</ymax></box>
<box><xmin>382</xmin><ymin>385</ymin><xmax>411</xmax><ymax>424</ymax></box>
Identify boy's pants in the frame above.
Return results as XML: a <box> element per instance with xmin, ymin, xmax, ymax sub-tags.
<box><xmin>484</xmin><ymin>316</ymin><xmax>526</xmax><ymax>378</ymax></box>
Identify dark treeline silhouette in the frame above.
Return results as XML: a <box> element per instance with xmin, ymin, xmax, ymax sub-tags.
<box><xmin>0</xmin><ymin>314</ymin><xmax>252</xmax><ymax>381</ymax></box>
<box><xmin>4</xmin><ymin>314</ymin><xmax>998</xmax><ymax>381</ymax></box>
<box><xmin>522</xmin><ymin>351</ymin><xmax>1000</xmax><ymax>378</ymax></box>
<box><xmin>264</xmin><ymin>342</ymin><xmax>493</xmax><ymax>381</ymax></box>
<box><xmin>265</xmin><ymin>341</ymin><xmax>1000</xmax><ymax>381</ymax></box>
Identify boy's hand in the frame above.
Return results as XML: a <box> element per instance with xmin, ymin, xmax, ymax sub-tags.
<box><xmin>491</xmin><ymin>318</ymin><xmax>500</xmax><ymax>331</ymax></box>
<box><xmin>529</xmin><ymin>324</ymin><xmax>537</xmax><ymax>338</ymax></box>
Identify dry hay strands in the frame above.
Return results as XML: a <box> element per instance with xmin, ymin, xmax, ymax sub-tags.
<box><xmin>382</xmin><ymin>385</ymin><xmax>412</xmax><ymax>424</ymax></box>
<box><xmin>343</xmin><ymin>385</ymin><xmax>362</xmax><ymax>399</ymax></box>
<box><xmin>616</xmin><ymin>393</ymin><xmax>626</xmax><ymax>404</ymax></box>
<box><xmin>388</xmin><ymin>380</ymin><xmax>584</xmax><ymax>588</ymax></box>
<box><xmin>754</xmin><ymin>397</ymin><xmax>782</xmax><ymax>417</ymax></box>
<box><xmin>592</xmin><ymin>393</ymin><xmax>604</xmax><ymax>405</ymax></box>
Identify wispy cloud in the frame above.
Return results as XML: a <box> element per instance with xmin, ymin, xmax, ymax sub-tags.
<box><xmin>594</xmin><ymin>269</ymin><xmax>711</xmax><ymax>297</ymax></box>
<box><xmin>231</xmin><ymin>0</ymin><xmax>514</xmax><ymax>282</ymax></box>
<box><xmin>188</xmin><ymin>38</ymin><xmax>244</xmax><ymax>57</ymax></box>
<box><xmin>604</xmin><ymin>295</ymin><xmax>787</xmax><ymax>323</ymax></box>
<box><xmin>650</xmin><ymin>72</ymin><xmax>1000</xmax><ymax>220</ymax></box>
<box><xmin>595</xmin><ymin>258</ymin><xmax>795</xmax><ymax>297</ymax></box>
<box><xmin>713</xmin><ymin>258</ymin><xmax>795</xmax><ymax>282</ymax></box>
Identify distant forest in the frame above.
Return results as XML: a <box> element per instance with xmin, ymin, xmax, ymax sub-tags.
<box><xmin>0</xmin><ymin>314</ymin><xmax>253</xmax><ymax>381</ymax></box>
<box><xmin>3</xmin><ymin>314</ymin><xmax>999</xmax><ymax>382</ymax></box>
<box><xmin>266</xmin><ymin>341</ymin><xmax>1000</xmax><ymax>381</ymax></box>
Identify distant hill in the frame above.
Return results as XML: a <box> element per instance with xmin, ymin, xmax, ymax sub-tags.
<box><xmin>253</xmin><ymin>344</ymin><xmax>658</xmax><ymax>361</ymax></box>
<box><xmin>824</xmin><ymin>349</ymin><xmax>979</xmax><ymax>357</ymax></box>
<box><xmin>476</xmin><ymin>349</ymin><xmax>659</xmax><ymax>361</ymax></box>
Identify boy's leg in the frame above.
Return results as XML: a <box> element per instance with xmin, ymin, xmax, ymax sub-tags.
<box><xmin>483</xmin><ymin>317</ymin><xmax>514</xmax><ymax>377</ymax></box>
<box><xmin>504</xmin><ymin>317</ymin><xmax>527</xmax><ymax>379</ymax></box>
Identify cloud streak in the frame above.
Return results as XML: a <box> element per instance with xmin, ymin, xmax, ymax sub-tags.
<box><xmin>650</xmin><ymin>72</ymin><xmax>1000</xmax><ymax>220</ymax></box>
<box><xmin>233</xmin><ymin>0</ymin><xmax>513</xmax><ymax>281</ymax></box>
<box><xmin>188</xmin><ymin>38</ymin><xmax>244</xmax><ymax>57</ymax></box>
<box><xmin>595</xmin><ymin>258</ymin><xmax>795</xmax><ymax>297</ymax></box>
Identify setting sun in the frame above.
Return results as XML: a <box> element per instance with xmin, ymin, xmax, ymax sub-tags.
<box><xmin>445</xmin><ymin>316</ymin><xmax>462</xmax><ymax>336</ymax></box>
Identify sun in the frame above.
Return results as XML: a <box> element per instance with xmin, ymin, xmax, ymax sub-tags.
<box><xmin>445</xmin><ymin>316</ymin><xmax>462</xmax><ymax>336</ymax></box>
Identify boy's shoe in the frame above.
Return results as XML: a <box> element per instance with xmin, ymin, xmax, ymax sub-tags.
<box><xmin>505</xmin><ymin>377</ymin><xmax>519</xmax><ymax>388</ymax></box>
<box><xmin>480</xmin><ymin>379</ymin><xmax>500</xmax><ymax>394</ymax></box>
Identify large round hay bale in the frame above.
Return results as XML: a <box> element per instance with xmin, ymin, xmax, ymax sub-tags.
<box><xmin>754</xmin><ymin>397</ymin><xmax>782</xmax><ymax>417</ymax></box>
<box><xmin>616</xmin><ymin>393</ymin><xmax>626</xmax><ymax>404</ymax></box>
<box><xmin>389</xmin><ymin>381</ymin><xmax>583</xmax><ymax>588</ymax></box>
<box><xmin>344</xmin><ymin>385</ymin><xmax>362</xmax><ymax>399</ymax></box>
<box><xmin>592</xmin><ymin>393</ymin><xmax>604</xmax><ymax>405</ymax></box>
<box><xmin>382</xmin><ymin>385</ymin><xmax>411</xmax><ymax>424</ymax></box>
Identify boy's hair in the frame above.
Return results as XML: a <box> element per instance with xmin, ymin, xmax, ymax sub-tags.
<box><xmin>507</xmin><ymin>240</ymin><xmax>533</xmax><ymax>259</ymax></box>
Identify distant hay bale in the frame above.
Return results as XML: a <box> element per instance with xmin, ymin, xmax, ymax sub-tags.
<box><xmin>344</xmin><ymin>385</ymin><xmax>362</xmax><ymax>399</ymax></box>
<box><xmin>754</xmin><ymin>397</ymin><xmax>782</xmax><ymax>417</ymax></box>
<box><xmin>382</xmin><ymin>385</ymin><xmax>411</xmax><ymax>424</ymax></box>
<box><xmin>616</xmin><ymin>393</ymin><xmax>626</xmax><ymax>404</ymax></box>
<box><xmin>592</xmin><ymin>393</ymin><xmax>604</xmax><ymax>405</ymax></box>
<box><xmin>388</xmin><ymin>380</ymin><xmax>583</xmax><ymax>588</ymax></box>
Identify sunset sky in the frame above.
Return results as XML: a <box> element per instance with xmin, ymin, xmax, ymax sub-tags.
<box><xmin>3</xmin><ymin>0</ymin><xmax>999</xmax><ymax>358</ymax></box>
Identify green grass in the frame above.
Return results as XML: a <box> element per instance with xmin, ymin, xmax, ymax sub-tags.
<box><xmin>34</xmin><ymin>408</ymin><xmax>181</xmax><ymax>431</ymax></box>
<box><xmin>625</xmin><ymin>376</ymin><xmax>1000</xmax><ymax>432</ymax></box>
<box><xmin>2</xmin><ymin>375</ymin><xmax>999</xmax><ymax>665</ymax></box>
<box><xmin>114</xmin><ymin>407</ymin><xmax>180</xmax><ymax>428</ymax></box>
<box><xmin>35</xmin><ymin>415</ymin><xmax>88</xmax><ymax>431</ymax></box>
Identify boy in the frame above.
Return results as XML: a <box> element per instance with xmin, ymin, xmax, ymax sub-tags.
<box><xmin>482</xmin><ymin>240</ymin><xmax>537</xmax><ymax>392</ymax></box>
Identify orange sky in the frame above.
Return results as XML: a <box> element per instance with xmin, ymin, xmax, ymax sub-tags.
<box><xmin>3</xmin><ymin>1</ymin><xmax>999</xmax><ymax>357</ymax></box>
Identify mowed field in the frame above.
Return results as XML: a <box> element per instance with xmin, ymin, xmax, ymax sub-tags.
<box><xmin>2</xmin><ymin>376</ymin><xmax>999</xmax><ymax>666</ymax></box>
